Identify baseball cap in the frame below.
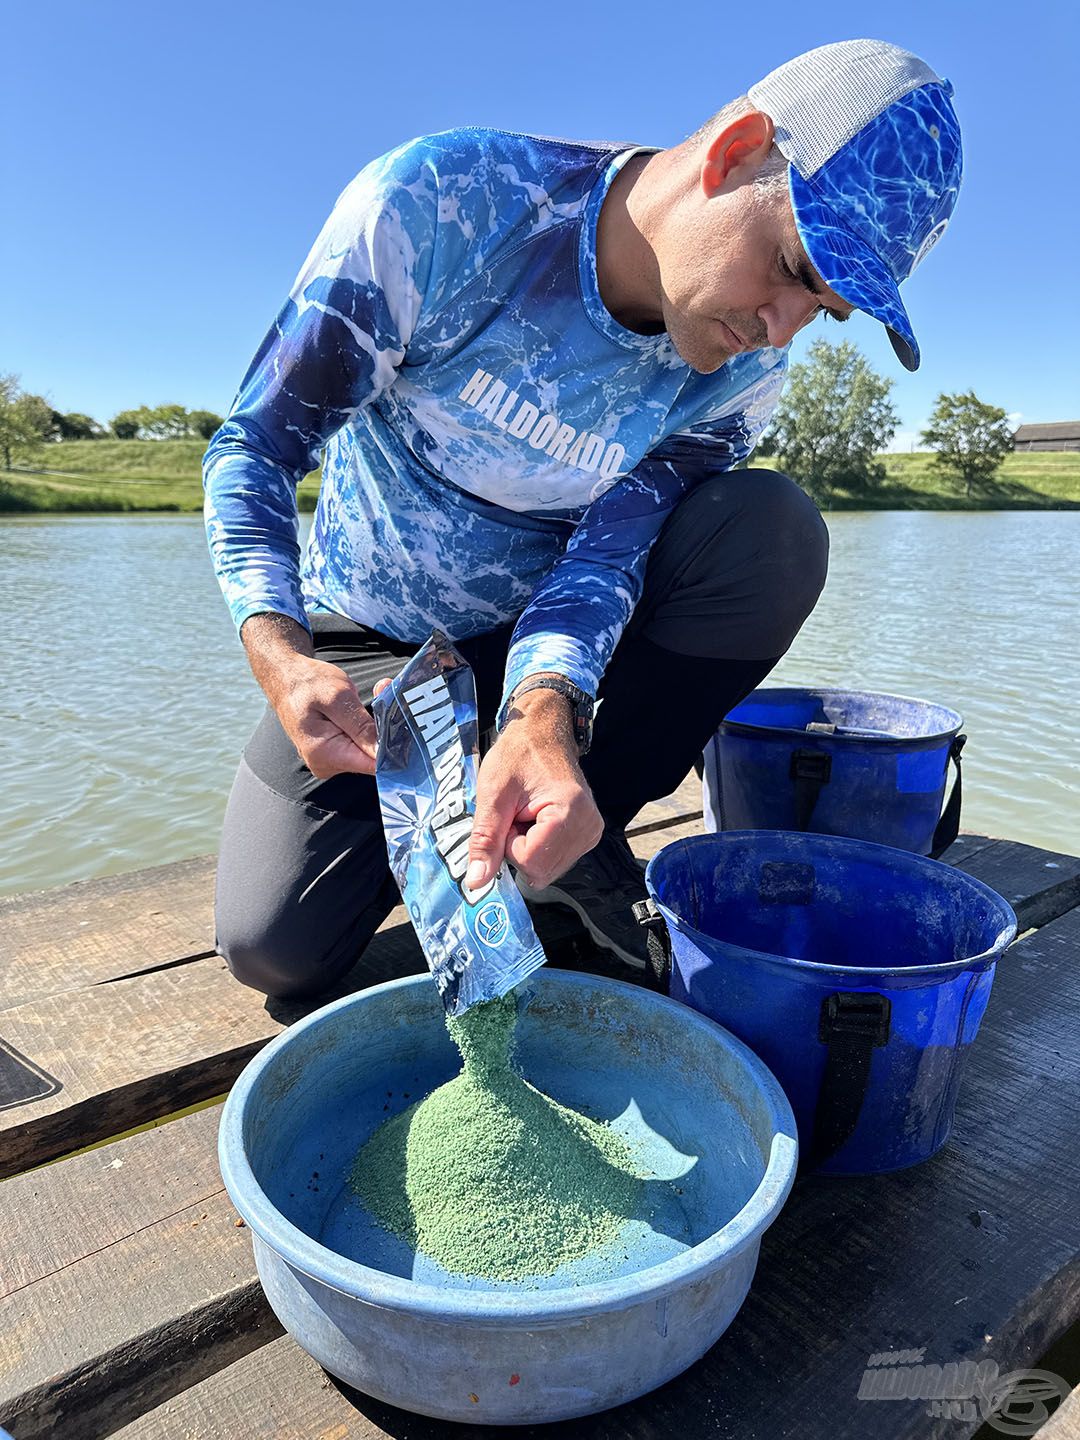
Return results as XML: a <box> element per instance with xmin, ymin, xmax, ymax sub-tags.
<box><xmin>748</xmin><ymin>39</ymin><xmax>962</xmax><ymax>370</ymax></box>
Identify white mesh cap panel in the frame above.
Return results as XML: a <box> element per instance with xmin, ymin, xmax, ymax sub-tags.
<box><xmin>747</xmin><ymin>39</ymin><xmax>941</xmax><ymax>177</ymax></box>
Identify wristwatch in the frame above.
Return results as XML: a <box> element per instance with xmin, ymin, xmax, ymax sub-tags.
<box><xmin>499</xmin><ymin>676</ymin><xmax>595</xmax><ymax>755</ymax></box>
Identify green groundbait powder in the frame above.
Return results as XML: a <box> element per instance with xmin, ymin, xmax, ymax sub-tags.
<box><xmin>348</xmin><ymin>992</ymin><xmax>648</xmax><ymax>1281</ymax></box>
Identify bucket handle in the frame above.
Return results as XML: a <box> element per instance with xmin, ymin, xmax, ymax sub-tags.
<box><xmin>790</xmin><ymin>748</ymin><xmax>832</xmax><ymax>831</ymax></box>
<box><xmin>929</xmin><ymin>733</ymin><xmax>966</xmax><ymax>858</ymax></box>
<box><xmin>809</xmin><ymin>992</ymin><xmax>892</xmax><ymax>1168</ymax></box>
<box><xmin>633</xmin><ymin>905</ymin><xmax>895</xmax><ymax>1169</ymax></box>
<box><xmin>790</xmin><ymin>733</ymin><xmax>966</xmax><ymax>857</ymax></box>
<box><xmin>632</xmin><ymin>899</ymin><xmax>671</xmax><ymax>992</ymax></box>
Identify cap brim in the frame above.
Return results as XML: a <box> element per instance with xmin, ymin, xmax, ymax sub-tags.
<box><xmin>788</xmin><ymin>166</ymin><xmax>921</xmax><ymax>371</ymax></box>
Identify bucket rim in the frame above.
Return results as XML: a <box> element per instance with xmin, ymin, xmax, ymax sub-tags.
<box><xmin>218</xmin><ymin>968</ymin><xmax>800</xmax><ymax>1326</ymax></box>
<box><xmin>719</xmin><ymin>684</ymin><xmax>964</xmax><ymax>746</ymax></box>
<box><xmin>645</xmin><ymin>831</ymin><xmax>1018</xmax><ymax>982</ymax></box>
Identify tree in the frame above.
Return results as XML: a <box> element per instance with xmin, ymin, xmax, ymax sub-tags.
<box><xmin>763</xmin><ymin>339</ymin><xmax>899</xmax><ymax>497</ymax></box>
<box><xmin>13</xmin><ymin>393</ymin><xmax>58</xmax><ymax>446</ymax></box>
<box><xmin>0</xmin><ymin>375</ymin><xmax>58</xmax><ymax>467</ymax></box>
<box><xmin>920</xmin><ymin>390</ymin><xmax>1014</xmax><ymax>497</ymax></box>
<box><xmin>188</xmin><ymin>408</ymin><xmax>224</xmax><ymax>440</ymax></box>
<box><xmin>140</xmin><ymin>403</ymin><xmax>191</xmax><ymax>439</ymax></box>
<box><xmin>111</xmin><ymin>409</ymin><xmax>142</xmax><ymax>439</ymax></box>
<box><xmin>110</xmin><ymin>403</ymin><xmax>205</xmax><ymax>439</ymax></box>
<box><xmin>57</xmin><ymin>411</ymin><xmax>107</xmax><ymax>440</ymax></box>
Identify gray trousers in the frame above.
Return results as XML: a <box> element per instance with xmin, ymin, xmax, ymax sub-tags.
<box><xmin>215</xmin><ymin>469</ymin><xmax>828</xmax><ymax>999</ymax></box>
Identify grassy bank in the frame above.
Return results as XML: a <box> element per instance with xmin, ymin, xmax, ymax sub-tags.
<box><xmin>2</xmin><ymin>439</ymin><xmax>1078</xmax><ymax>514</ymax></box>
<box><xmin>794</xmin><ymin>449</ymin><xmax>1080</xmax><ymax>510</ymax></box>
<box><xmin>0</xmin><ymin>439</ymin><xmax>322</xmax><ymax>513</ymax></box>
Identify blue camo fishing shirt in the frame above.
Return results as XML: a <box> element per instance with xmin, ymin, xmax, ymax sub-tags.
<box><xmin>202</xmin><ymin>127</ymin><xmax>788</xmax><ymax>716</ymax></box>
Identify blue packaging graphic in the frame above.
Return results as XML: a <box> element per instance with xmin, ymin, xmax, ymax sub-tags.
<box><xmin>372</xmin><ymin>631</ymin><xmax>547</xmax><ymax>1015</ymax></box>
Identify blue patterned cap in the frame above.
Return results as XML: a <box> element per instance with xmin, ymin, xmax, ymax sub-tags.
<box><xmin>749</xmin><ymin>40</ymin><xmax>963</xmax><ymax>370</ymax></box>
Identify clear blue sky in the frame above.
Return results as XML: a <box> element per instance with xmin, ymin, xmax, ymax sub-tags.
<box><xmin>5</xmin><ymin>0</ymin><xmax>1077</xmax><ymax>448</ymax></box>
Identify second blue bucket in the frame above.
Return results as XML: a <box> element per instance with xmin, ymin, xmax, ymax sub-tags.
<box><xmin>701</xmin><ymin>687</ymin><xmax>965</xmax><ymax>856</ymax></box>
<box><xmin>641</xmin><ymin>831</ymin><xmax>1016</xmax><ymax>1175</ymax></box>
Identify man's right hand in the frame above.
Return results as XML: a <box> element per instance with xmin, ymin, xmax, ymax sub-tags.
<box><xmin>240</xmin><ymin>612</ymin><xmax>383</xmax><ymax>778</ymax></box>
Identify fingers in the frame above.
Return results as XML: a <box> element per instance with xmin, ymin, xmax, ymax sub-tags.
<box><xmin>300</xmin><ymin>717</ymin><xmax>378</xmax><ymax>777</ymax></box>
<box><xmin>285</xmin><ymin>663</ymin><xmax>379</xmax><ymax>778</ymax></box>
<box><xmin>372</xmin><ymin>676</ymin><xmax>392</xmax><ymax>698</ymax></box>
<box><xmin>325</xmin><ymin>679</ymin><xmax>374</xmax><ymax>748</ymax></box>
<box><xmin>466</xmin><ymin>756</ymin><xmax>522</xmax><ymax>892</ymax></box>
<box><xmin>507</xmin><ymin>802</ymin><xmax>603</xmax><ymax>889</ymax></box>
<box><xmin>506</xmin><ymin>812</ymin><xmax>564</xmax><ymax>888</ymax></box>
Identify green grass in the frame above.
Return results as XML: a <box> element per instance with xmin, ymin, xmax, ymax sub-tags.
<box><xmin>2</xmin><ymin>439</ymin><xmax>1078</xmax><ymax>514</ymax></box>
<box><xmin>0</xmin><ymin>439</ymin><xmax>322</xmax><ymax>513</ymax></box>
<box><xmin>796</xmin><ymin>450</ymin><xmax>1080</xmax><ymax>510</ymax></box>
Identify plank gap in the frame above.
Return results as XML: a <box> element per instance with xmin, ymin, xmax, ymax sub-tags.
<box><xmin>95</xmin><ymin>949</ymin><xmax>219</xmax><ymax>986</ymax></box>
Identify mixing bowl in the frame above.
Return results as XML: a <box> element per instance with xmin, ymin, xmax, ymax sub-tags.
<box><xmin>219</xmin><ymin>969</ymin><xmax>797</xmax><ymax>1423</ymax></box>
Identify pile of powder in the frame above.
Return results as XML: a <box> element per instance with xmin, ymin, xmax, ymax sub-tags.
<box><xmin>348</xmin><ymin>991</ymin><xmax>647</xmax><ymax>1281</ymax></box>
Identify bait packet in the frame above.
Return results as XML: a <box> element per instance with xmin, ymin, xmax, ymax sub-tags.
<box><xmin>372</xmin><ymin>631</ymin><xmax>547</xmax><ymax>1016</ymax></box>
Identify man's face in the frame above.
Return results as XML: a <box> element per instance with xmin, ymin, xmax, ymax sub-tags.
<box><xmin>656</xmin><ymin>172</ymin><xmax>855</xmax><ymax>373</ymax></box>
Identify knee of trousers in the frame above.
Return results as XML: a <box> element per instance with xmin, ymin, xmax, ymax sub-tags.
<box><xmin>215</xmin><ymin>877</ymin><xmax>398</xmax><ymax>1001</ymax></box>
<box><xmin>215</xmin><ymin>908</ymin><xmax>336</xmax><ymax>1001</ymax></box>
<box><xmin>213</xmin><ymin>761</ymin><xmax>395</xmax><ymax>1001</ymax></box>
<box><xmin>642</xmin><ymin>468</ymin><xmax>829</xmax><ymax>658</ymax></box>
<box><xmin>747</xmin><ymin>466</ymin><xmax>829</xmax><ymax>619</ymax></box>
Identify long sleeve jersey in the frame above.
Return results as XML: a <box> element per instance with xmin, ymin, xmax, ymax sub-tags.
<box><xmin>203</xmin><ymin>126</ymin><xmax>787</xmax><ymax>718</ymax></box>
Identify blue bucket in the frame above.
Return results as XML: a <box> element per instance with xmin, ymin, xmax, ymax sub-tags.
<box><xmin>641</xmin><ymin>832</ymin><xmax>1016</xmax><ymax>1175</ymax></box>
<box><xmin>702</xmin><ymin>687</ymin><xmax>965</xmax><ymax>856</ymax></box>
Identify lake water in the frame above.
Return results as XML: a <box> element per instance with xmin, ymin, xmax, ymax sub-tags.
<box><xmin>1</xmin><ymin>511</ymin><xmax>1077</xmax><ymax>897</ymax></box>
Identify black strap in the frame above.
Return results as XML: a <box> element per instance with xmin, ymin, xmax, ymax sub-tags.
<box><xmin>930</xmin><ymin>733</ymin><xmax>966</xmax><ymax>859</ymax></box>
<box><xmin>632</xmin><ymin>899</ymin><xmax>670</xmax><ymax>992</ymax></box>
<box><xmin>808</xmin><ymin>991</ymin><xmax>891</xmax><ymax>1168</ymax></box>
<box><xmin>790</xmin><ymin>748</ymin><xmax>832</xmax><ymax>831</ymax></box>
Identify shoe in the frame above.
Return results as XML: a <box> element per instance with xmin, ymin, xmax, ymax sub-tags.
<box><xmin>516</xmin><ymin>828</ymin><xmax>649</xmax><ymax>970</ymax></box>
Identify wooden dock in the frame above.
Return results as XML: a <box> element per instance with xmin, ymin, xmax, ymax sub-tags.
<box><xmin>2</xmin><ymin>776</ymin><xmax>1079</xmax><ymax>1439</ymax></box>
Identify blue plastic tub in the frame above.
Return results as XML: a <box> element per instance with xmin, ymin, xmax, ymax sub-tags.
<box><xmin>218</xmin><ymin>969</ymin><xmax>798</xmax><ymax>1424</ymax></box>
<box><xmin>702</xmin><ymin>687</ymin><xmax>965</xmax><ymax>855</ymax></box>
<box><xmin>643</xmin><ymin>832</ymin><xmax>1016</xmax><ymax>1175</ymax></box>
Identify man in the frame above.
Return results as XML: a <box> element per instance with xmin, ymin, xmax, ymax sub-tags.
<box><xmin>204</xmin><ymin>39</ymin><xmax>962</xmax><ymax>998</ymax></box>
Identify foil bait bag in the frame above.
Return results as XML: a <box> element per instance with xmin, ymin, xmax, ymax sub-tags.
<box><xmin>372</xmin><ymin>631</ymin><xmax>546</xmax><ymax>1016</ymax></box>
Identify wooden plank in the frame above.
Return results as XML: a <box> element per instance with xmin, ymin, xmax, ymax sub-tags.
<box><xmin>936</xmin><ymin>831</ymin><xmax>999</xmax><ymax>866</ymax></box>
<box><xmin>109</xmin><ymin>1337</ymin><xmax>394</xmax><ymax>1439</ymax></box>
<box><xmin>0</xmin><ymin>823</ymin><xmax>1065</xmax><ymax>1185</ymax></box>
<box><xmin>45</xmin><ymin>905</ymin><xmax>1080</xmax><ymax>1439</ymax></box>
<box><xmin>0</xmin><ymin>799</ymin><xmax>700</xmax><ymax>1179</ymax></box>
<box><xmin>952</xmin><ymin>837</ymin><xmax>1080</xmax><ymax>931</ymax></box>
<box><xmin>0</xmin><ymin>1106</ymin><xmax>284</xmax><ymax>1440</ymax></box>
<box><xmin>0</xmin><ymin>819</ymin><xmax>1067</xmax><ymax>1190</ymax></box>
<box><xmin>0</xmin><ymin>911</ymin><xmax>431</xmax><ymax>1181</ymax></box>
<box><xmin>0</xmin><ymin>1103</ymin><xmax>226</xmax><ymax>1297</ymax></box>
<box><xmin>1042</xmin><ymin>1386</ymin><xmax>1080</xmax><ymax>1439</ymax></box>
<box><xmin>626</xmin><ymin>771</ymin><xmax>703</xmax><ymax>834</ymax></box>
<box><xmin>0</xmin><ymin>855</ymin><xmax>216</xmax><ymax>1012</ymax></box>
<box><xmin>0</xmin><ymin>956</ymin><xmax>280</xmax><ymax>1180</ymax></box>
<box><xmin>0</xmin><ymin>785</ymin><xmax>697</xmax><ymax>1019</ymax></box>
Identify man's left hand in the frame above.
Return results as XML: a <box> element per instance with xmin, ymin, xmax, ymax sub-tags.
<box><xmin>464</xmin><ymin>690</ymin><xmax>603</xmax><ymax>892</ymax></box>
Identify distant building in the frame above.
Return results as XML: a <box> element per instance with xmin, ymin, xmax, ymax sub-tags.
<box><xmin>1012</xmin><ymin>422</ymin><xmax>1080</xmax><ymax>452</ymax></box>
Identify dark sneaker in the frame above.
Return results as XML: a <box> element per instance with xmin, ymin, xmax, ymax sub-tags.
<box><xmin>516</xmin><ymin>828</ymin><xmax>649</xmax><ymax>970</ymax></box>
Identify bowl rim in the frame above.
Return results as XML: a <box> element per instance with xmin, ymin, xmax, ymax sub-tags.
<box><xmin>218</xmin><ymin>968</ymin><xmax>799</xmax><ymax>1324</ymax></box>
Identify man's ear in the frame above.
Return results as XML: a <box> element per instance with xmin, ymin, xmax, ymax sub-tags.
<box><xmin>701</xmin><ymin>110</ymin><xmax>776</xmax><ymax>196</ymax></box>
